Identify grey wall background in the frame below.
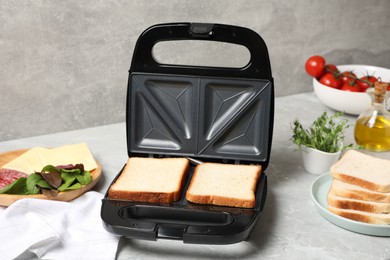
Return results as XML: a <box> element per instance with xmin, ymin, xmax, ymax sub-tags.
<box><xmin>1</xmin><ymin>0</ymin><xmax>389</xmax><ymax>141</ymax></box>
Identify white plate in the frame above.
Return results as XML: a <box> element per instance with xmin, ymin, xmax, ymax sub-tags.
<box><xmin>312</xmin><ymin>64</ymin><xmax>390</xmax><ymax>115</ymax></box>
<box><xmin>310</xmin><ymin>173</ymin><xmax>390</xmax><ymax>236</ymax></box>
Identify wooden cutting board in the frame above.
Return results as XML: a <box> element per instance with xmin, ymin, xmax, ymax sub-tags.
<box><xmin>0</xmin><ymin>149</ymin><xmax>102</xmax><ymax>207</ymax></box>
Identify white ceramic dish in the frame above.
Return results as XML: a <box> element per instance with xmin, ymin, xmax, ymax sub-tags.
<box><xmin>310</xmin><ymin>173</ymin><xmax>390</xmax><ymax>236</ymax></box>
<box><xmin>313</xmin><ymin>65</ymin><xmax>390</xmax><ymax>115</ymax></box>
<box><xmin>300</xmin><ymin>146</ymin><xmax>341</xmax><ymax>175</ymax></box>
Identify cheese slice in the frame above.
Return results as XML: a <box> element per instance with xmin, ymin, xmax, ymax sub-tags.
<box><xmin>2</xmin><ymin>147</ymin><xmax>46</xmax><ymax>174</ymax></box>
<box><xmin>2</xmin><ymin>143</ymin><xmax>97</xmax><ymax>174</ymax></box>
<box><xmin>23</xmin><ymin>147</ymin><xmax>46</xmax><ymax>171</ymax></box>
<box><xmin>38</xmin><ymin>143</ymin><xmax>98</xmax><ymax>171</ymax></box>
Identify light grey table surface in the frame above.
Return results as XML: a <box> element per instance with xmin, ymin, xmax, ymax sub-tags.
<box><xmin>1</xmin><ymin>92</ymin><xmax>389</xmax><ymax>260</ymax></box>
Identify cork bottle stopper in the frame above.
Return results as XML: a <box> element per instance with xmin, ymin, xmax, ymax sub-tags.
<box><xmin>374</xmin><ymin>81</ymin><xmax>387</xmax><ymax>103</ymax></box>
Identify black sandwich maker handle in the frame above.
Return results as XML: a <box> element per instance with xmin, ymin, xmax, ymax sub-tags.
<box><xmin>129</xmin><ymin>22</ymin><xmax>272</xmax><ymax>80</ymax></box>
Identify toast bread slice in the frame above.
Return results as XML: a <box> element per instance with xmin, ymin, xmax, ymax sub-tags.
<box><xmin>185</xmin><ymin>163</ymin><xmax>261</xmax><ymax>208</ymax></box>
<box><xmin>328</xmin><ymin>205</ymin><xmax>390</xmax><ymax>225</ymax></box>
<box><xmin>108</xmin><ymin>157</ymin><xmax>189</xmax><ymax>203</ymax></box>
<box><xmin>331</xmin><ymin>178</ymin><xmax>390</xmax><ymax>203</ymax></box>
<box><xmin>328</xmin><ymin>191</ymin><xmax>390</xmax><ymax>214</ymax></box>
<box><xmin>330</xmin><ymin>150</ymin><xmax>390</xmax><ymax>192</ymax></box>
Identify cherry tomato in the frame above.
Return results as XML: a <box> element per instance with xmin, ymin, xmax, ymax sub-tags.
<box><xmin>305</xmin><ymin>55</ymin><xmax>326</xmax><ymax>78</ymax></box>
<box><xmin>324</xmin><ymin>64</ymin><xmax>339</xmax><ymax>74</ymax></box>
<box><xmin>340</xmin><ymin>81</ymin><xmax>362</xmax><ymax>92</ymax></box>
<box><xmin>319</xmin><ymin>73</ymin><xmax>342</xmax><ymax>89</ymax></box>
<box><xmin>340</xmin><ymin>71</ymin><xmax>357</xmax><ymax>84</ymax></box>
<box><xmin>357</xmin><ymin>75</ymin><xmax>378</xmax><ymax>91</ymax></box>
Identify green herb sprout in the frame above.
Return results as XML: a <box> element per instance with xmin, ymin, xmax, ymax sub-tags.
<box><xmin>291</xmin><ymin>111</ymin><xmax>353</xmax><ymax>153</ymax></box>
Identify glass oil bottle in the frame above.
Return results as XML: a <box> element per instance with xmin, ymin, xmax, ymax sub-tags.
<box><xmin>354</xmin><ymin>81</ymin><xmax>390</xmax><ymax>152</ymax></box>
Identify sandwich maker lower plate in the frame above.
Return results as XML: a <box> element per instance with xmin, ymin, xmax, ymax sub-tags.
<box><xmin>101</xmin><ymin>22</ymin><xmax>274</xmax><ymax>244</ymax></box>
<box><xmin>102</xmin><ymin>165</ymin><xmax>267</xmax><ymax>244</ymax></box>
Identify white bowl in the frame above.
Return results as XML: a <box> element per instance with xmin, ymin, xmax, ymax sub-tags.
<box><xmin>313</xmin><ymin>65</ymin><xmax>390</xmax><ymax>115</ymax></box>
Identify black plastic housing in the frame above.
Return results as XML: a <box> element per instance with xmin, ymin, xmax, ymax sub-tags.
<box><xmin>101</xmin><ymin>22</ymin><xmax>274</xmax><ymax>244</ymax></box>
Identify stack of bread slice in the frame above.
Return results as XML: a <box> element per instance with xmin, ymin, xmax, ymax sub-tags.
<box><xmin>327</xmin><ymin>150</ymin><xmax>390</xmax><ymax>225</ymax></box>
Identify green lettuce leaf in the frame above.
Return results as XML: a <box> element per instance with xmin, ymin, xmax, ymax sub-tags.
<box><xmin>0</xmin><ymin>178</ymin><xmax>28</xmax><ymax>194</ymax></box>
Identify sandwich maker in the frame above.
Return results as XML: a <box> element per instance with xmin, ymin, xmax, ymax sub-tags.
<box><xmin>101</xmin><ymin>22</ymin><xmax>274</xmax><ymax>244</ymax></box>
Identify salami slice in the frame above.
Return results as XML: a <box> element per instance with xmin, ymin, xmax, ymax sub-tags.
<box><xmin>0</xmin><ymin>168</ymin><xmax>28</xmax><ymax>189</ymax></box>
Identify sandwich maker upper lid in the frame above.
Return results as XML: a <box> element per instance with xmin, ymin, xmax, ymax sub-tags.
<box><xmin>126</xmin><ymin>22</ymin><xmax>274</xmax><ymax>168</ymax></box>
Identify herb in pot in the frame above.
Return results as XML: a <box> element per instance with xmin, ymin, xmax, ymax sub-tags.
<box><xmin>291</xmin><ymin>111</ymin><xmax>352</xmax><ymax>153</ymax></box>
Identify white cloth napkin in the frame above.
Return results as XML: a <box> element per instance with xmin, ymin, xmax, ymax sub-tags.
<box><xmin>0</xmin><ymin>191</ymin><xmax>119</xmax><ymax>260</ymax></box>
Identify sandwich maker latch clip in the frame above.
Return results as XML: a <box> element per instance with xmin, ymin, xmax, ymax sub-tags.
<box><xmin>157</xmin><ymin>224</ymin><xmax>186</xmax><ymax>240</ymax></box>
<box><xmin>189</xmin><ymin>23</ymin><xmax>214</xmax><ymax>38</ymax></box>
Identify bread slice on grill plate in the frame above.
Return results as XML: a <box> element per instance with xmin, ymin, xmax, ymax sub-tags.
<box><xmin>108</xmin><ymin>157</ymin><xmax>189</xmax><ymax>203</ymax></box>
<box><xmin>185</xmin><ymin>162</ymin><xmax>262</xmax><ymax>208</ymax></box>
